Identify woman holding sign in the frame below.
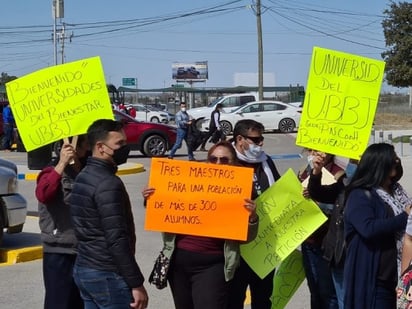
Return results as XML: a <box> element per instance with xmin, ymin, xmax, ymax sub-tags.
<box><xmin>344</xmin><ymin>143</ymin><xmax>411</xmax><ymax>309</ymax></box>
<box><xmin>142</xmin><ymin>141</ymin><xmax>259</xmax><ymax>309</ymax></box>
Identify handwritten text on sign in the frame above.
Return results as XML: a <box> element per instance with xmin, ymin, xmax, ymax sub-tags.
<box><xmin>6</xmin><ymin>56</ymin><xmax>114</xmax><ymax>151</ymax></box>
<box><xmin>240</xmin><ymin>169</ymin><xmax>327</xmax><ymax>279</ymax></box>
<box><xmin>296</xmin><ymin>47</ymin><xmax>385</xmax><ymax>159</ymax></box>
<box><xmin>145</xmin><ymin>158</ymin><xmax>253</xmax><ymax>241</ymax></box>
<box><xmin>271</xmin><ymin>250</ymin><xmax>305</xmax><ymax>309</ymax></box>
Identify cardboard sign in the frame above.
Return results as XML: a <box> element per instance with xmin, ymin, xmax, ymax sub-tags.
<box><xmin>145</xmin><ymin>158</ymin><xmax>254</xmax><ymax>241</ymax></box>
<box><xmin>240</xmin><ymin>169</ymin><xmax>327</xmax><ymax>278</ymax></box>
<box><xmin>6</xmin><ymin>56</ymin><xmax>114</xmax><ymax>151</ymax></box>
<box><xmin>296</xmin><ymin>47</ymin><xmax>385</xmax><ymax>159</ymax></box>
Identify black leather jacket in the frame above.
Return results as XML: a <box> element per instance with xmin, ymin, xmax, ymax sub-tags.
<box><xmin>70</xmin><ymin>157</ymin><xmax>144</xmax><ymax>288</ymax></box>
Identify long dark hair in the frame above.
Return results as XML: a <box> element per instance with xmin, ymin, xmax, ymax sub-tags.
<box><xmin>346</xmin><ymin>143</ymin><xmax>397</xmax><ymax>195</ymax></box>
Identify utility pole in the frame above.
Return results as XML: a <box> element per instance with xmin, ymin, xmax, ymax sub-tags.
<box><xmin>52</xmin><ymin>0</ymin><xmax>64</xmax><ymax>65</ymax></box>
<box><xmin>59</xmin><ymin>23</ymin><xmax>73</xmax><ymax>64</ymax></box>
<box><xmin>255</xmin><ymin>0</ymin><xmax>264</xmax><ymax>100</ymax></box>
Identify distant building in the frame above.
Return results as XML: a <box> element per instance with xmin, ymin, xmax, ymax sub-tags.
<box><xmin>233</xmin><ymin>73</ymin><xmax>276</xmax><ymax>98</ymax></box>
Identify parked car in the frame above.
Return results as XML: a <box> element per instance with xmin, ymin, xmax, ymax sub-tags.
<box><xmin>188</xmin><ymin>93</ymin><xmax>257</xmax><ymax>120</ymax></box>
<box><xmin>145</xmin><ymin>105</ymin><xmax>175</xmax><ymax>123</ymax></box>
<box><xmin>114</xmin><ymin>110</ymin><xmax>177</xmax><ymax>157</ymax></box>
<box><xmin>0</xmin><ymin>157</ymin><xmax>27</xmax><ymax>244</ymax></box>
<box><xmin>127</xmin><ymin>104</ymin><xmax>169</xmax><ymax>123</ymax></box>
<box><xmin>205</xmin><ymin>101</ymin><xmax>302</xmax><ymax>135</ymax></box>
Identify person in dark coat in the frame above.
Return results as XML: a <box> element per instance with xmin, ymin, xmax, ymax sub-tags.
<box><xmin>70</xmin><ymin>119</ymin><xmax>148</xmax><ymax>309</ymax></box>
<box><xmin>199</xmin><ymin>103</ymin><xmax>223</xmax><ymax>151</ymax></box>
<box><xmin>344</xmin><ymin>143</ymin><xmax>410</xmax><ymax>309</ymax></box>
<box><xmin>36</xmin><ymin>135</ymin><xmax>89</xmax><ymax>309</ymax></box>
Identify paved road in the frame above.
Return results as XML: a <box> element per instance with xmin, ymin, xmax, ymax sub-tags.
<box><xmin>3</xmin><ymin>130</ymin><xmax>412</xmax><ymax>309</ymax></box>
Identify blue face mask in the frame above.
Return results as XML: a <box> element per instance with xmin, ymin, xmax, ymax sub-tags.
<box><xmin>345</xmin><ymin>162</ymin><xmax>357</xmax><ymax>180</ymax></box>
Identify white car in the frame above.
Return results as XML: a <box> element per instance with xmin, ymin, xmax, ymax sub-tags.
<box><xmin>188</xmin><ymin>93</ymin><xmax>257</xmax><ymax>120</ymax></box>
<box><xmin>214</xmin><ymin>101</ymin><xmax>302</xmax><ymax>135</ymax></box>
<box><xmin>129</xmin><ymin>104</ymin><xmax>169</xmax><ymax>123</ymax></box>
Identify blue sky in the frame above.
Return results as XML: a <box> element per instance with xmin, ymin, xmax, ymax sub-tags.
<box><xmin>0</xmin><ymin>0</ymin><xmax>399</xmax><ymax>92</ymax></box>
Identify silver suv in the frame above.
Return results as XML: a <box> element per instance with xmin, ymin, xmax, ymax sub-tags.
<box><xmin>0</xmin><ymin>158</ymin><xmax>27</xmax><ymax>244</ymax></box>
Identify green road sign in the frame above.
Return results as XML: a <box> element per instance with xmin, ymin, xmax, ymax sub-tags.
<box><xmin>122</xmin><ymin>78</ymin><xmax>136</xmax><ymax>86</ymax></box>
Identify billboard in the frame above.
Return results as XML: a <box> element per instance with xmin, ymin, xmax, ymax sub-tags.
<box><xmin>172</xmin><ymin>61</ymin><xmax>208</xmax><ymax>80</ymax></box>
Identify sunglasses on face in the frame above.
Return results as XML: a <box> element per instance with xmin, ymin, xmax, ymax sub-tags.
<box><xmin>209</xmin><ymin>155</ymin><xmax>231</xmax><ymax>164</ymax></box>
<box><xmin>243</xmin><ymin>135</ymin><xmax>264</xmax><ymax>145</ymax></box>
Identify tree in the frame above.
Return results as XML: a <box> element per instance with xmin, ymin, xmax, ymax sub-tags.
<box><xmin>381</xmin><ymin>1</ymin><xmax>412</xmax><ymax>88</ymax></box>
<box><xmin>0</xmin><ymin>72</ymin><xmax>17</xmax><ymax>85</ymax></box>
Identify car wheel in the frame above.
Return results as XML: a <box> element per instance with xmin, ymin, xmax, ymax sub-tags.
<box><xmin>278</xmin><ymin>118</ymin><xmax>296</xmax><ymax>133</ymax></box>
<box><xmin>143</xmin><ymin>135</ymin><xmax>167</xmax><ymax>157</ymax></box>
<box><xmin>150</xmin><ymin>117</ymin><xmax>160</xmax><ymax>123</ymax></box>
<box><xmin>220</xmin><ymin>121</ymin><xmax>232</xmax><ymax>136</ymax></box>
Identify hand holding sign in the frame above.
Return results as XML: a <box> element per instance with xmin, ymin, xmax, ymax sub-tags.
<box><xmin>296</xmin><ymin>47</ymin><xmax>385</xmax><ymax>159</ymax></box>
<box><xmin>6</xmin><ymin>56</ymin><xmax>114</xmax><ymax>152</ymax></box>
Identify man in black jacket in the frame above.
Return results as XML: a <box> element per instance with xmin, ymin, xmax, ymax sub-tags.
<box><xmin>199</xmin><ymin>103</ymin><xmax>223</xmax><ymax>151</ymax></box>
<box><xmin>227</xmin><ymin>119</ymin><xmax>281</xmax><ymax>309</ymax></box>
<box><xmin>70</xmin><ymin>119</ymin><xmax>148</xmax><ymax>309</ymax></box>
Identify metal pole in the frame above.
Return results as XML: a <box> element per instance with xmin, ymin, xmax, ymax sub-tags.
<box><xmin>53</xmin><ymin>0</ymin><xmax>58</xmax><ymax>65</ymax></box>
<box><xmin>256</xmin><ymin>0</ymin><xmax>263</xmax><ymax>101</ymax></box>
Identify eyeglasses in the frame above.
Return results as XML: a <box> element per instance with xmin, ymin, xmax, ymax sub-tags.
<box><xmin>242</xmin><ymin>135</ymin><xmax>264</xmax><ymax>145</ymax></box>
<box><xmin>209</xmin><ymin>156</ymin><xmax>231</xmax><ymax>164</ymax></box>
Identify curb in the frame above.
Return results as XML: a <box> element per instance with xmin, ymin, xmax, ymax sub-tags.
<box><xmin>17</xmin><ymin>163</ymin><xmax>146</xmax><ymax>180</ymax></box>
<box><xmin>0</xmin><ymin>245</ymin><xmax>43</xmax><ymax>266</ymax></box>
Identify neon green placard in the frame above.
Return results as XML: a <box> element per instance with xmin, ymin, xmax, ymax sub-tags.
<box><xmin>296</xmin><ymin>46</ymin><xmax>385</xmax><ymax>159</ymax></box>
<box><xmin>6</xmin><ymin>56</ymin><xmax>114</xmax><ymax>151</ymax></box>
<box><xmin>240</xmin><ymin>168</ymin><xmax>327</xmax><ymax>279</ymax></box>
<box><xmin>271</xmin><ymin>250</ymin><xmax>305</xmax><ymax>309</ymax></box>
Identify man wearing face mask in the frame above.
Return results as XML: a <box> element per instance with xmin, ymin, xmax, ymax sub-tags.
<box><xmin>168</xmin><ymin>102</ymin><xmax>195</xmax><ymax>161</ymax></box>
<box><xmin>69</xmin><ymin>119</ymin><xmax>149</xmax><ymax>309</ymax></box>
<box><xmin>227</xmin><ymin>119</ymin><xmax>281</xmax><ymax>309</ymax></box>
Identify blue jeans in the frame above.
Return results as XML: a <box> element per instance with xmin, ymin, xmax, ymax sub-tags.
<box><xmin>331</xmin><ymin>267</ymin><xmax>344</xmax><ymax>309</ymax></box>
<box><xmin>2</xmin><ymin>123</ymin><xmax>13</xmax><ymax>150</ymax></box>
<box><xmin>169</xmin><ymin>128</ymin><xmax>194</xmax><ymax>159</ymax></box>
<box><xmin>301</xmin><ymin>242</ymin><xmax>338</xmax><ymax>309</ymax></box>
<box><xmin>73</xmin><ymin>265</ymin><xmax>132</xmax><ymax>309</ymax></box>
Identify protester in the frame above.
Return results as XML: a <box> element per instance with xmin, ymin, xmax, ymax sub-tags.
<box><xmin>199</xmin><ymin>103</ymin><xmax>223</xmax><ymax>151</ymax></box>
<box><xmin>227</xmin><ymin>119</ymin><xmax>281</xmax><ymax>309</ymax></box>
<box><xmin>299</xmin><ymin>150</ymin><xmax>342</xmax><ymax>309</ymax></box>
<box><xmin>168</xmin><ymin>102</ymin><xmax>195</xmax><ymax>161</ymax></box>
<box><xmin>143</xmin><ymin>141</ymin><xmax>258</xmax><ymax>309</ymax></box>
<box><xmin>344</xmin><ymin>143</ymin><xmax>411</xmax><ymax>309</ymax></box>
<box><xmin>306</xmin><ymin>153</ymin><xmax>358</xmax><ymax>309</ymax></box>
<box><xmin>69</xmin><ymin>119</ymin><xmax>148</xmax><ymax>309</ymax></box>
<box><xmin>2</xmin><ymin>103</ymin><xmax>15</xmax><ymax>151</ymax></box>
<box><xmin>36</xmin><ymin>135</ymin><xmax>89</xmax><ymax>309</ymax></box>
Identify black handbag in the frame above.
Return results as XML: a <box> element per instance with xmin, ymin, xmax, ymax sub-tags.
<box><xmin>148</xmin><ymin>251</ymin><xmax>170</xmax><ymax>290</ymax></box>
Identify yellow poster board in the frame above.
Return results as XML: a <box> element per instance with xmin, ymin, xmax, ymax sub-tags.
<box><xmin>240</xmin><ymin>169</ymin><xmax>327</xmax><ymax>278</ymax></box>
<box><xmin>6</xmin><ymin>56</ymin><xmax>114</xmax><ymax>151</ymax></box>
<box><xmin>271</xmin><ymin>250</ymin><xmax>305</xmax><ymax>309</ymax></box>
<box><xmin>145</xmin><ymin>158</ymin><xmax>254</xmax><ymax>241</ymax></box>
<box><xmin>296</xmin><ymin>47</ymin><xmax>385</xmax><ymax>159</ymax></box>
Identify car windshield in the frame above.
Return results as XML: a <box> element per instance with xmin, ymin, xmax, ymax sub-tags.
<box><xmin>207</xmin><ymin>97</ymin><xmax>223</xmax><ymax>107</ymax></box>
<box><xmin>231</xmin><ymin>103</ymin><xmax>249</xmax><ymax>113</ymax></box>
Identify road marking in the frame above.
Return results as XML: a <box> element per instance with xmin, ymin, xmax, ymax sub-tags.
<box><xmin>270</xmin><ymin>153</ymin><xmax>302</xmax><ymax>160</ymax></box>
